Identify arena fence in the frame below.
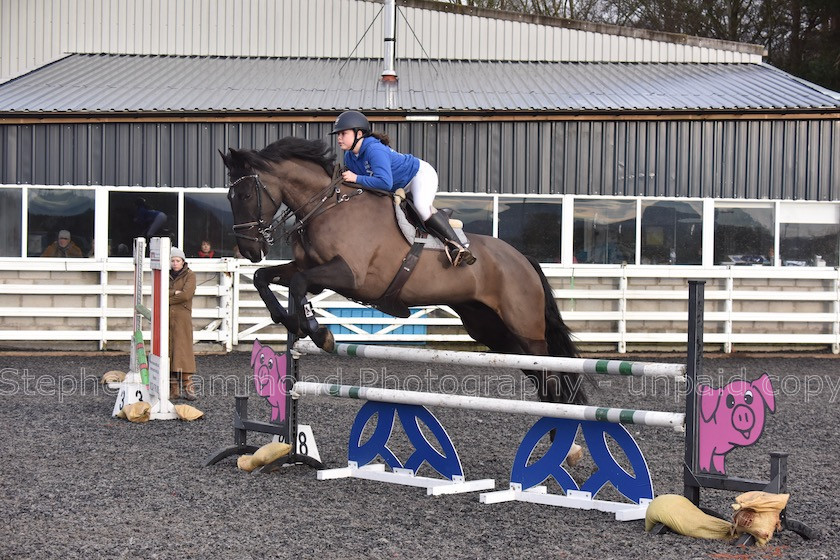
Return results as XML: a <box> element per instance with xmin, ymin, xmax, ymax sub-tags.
<box><xmin>0</xmin><ymin>258</ymin><xmax>838</xmax><ymax>353</ymax></box>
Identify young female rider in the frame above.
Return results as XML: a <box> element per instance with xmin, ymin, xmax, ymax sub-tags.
<box><xmin>330</xmin><ymin>110</ymin><xmax>475</xmax><ymax>267</ymax></box>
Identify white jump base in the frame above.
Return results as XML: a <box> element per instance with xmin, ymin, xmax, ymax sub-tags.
<box><xmin>480</xmin><ymin>484</ymin><xmax>651</xmax><ymax>521</ymax></box>
<box><xmin>318</xmin><ymin>462</ymin><xmax>496</xmax><ymax>496</ymax></box>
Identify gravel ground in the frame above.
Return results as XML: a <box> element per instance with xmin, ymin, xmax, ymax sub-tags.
<box><xmin>0</xmin><ymin>350</ymin><xmax>837</xmax><ymax>559</ymax></box>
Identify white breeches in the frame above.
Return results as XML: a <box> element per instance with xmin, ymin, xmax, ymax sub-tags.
<box><xmin>404</xmin><ymin>159</ymin><xmax>438</xmax><ymax>221</ymax></box>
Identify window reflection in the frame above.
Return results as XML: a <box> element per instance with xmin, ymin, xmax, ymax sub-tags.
<box><xmin>0</xmin><ymin>188</ymin><xmax>22</xmax><ymax>257</ymax></box>
<box><xmin>641</xmin><ymin>200</ymin><xmax>702</xmax><ymax>265</ymax></box>
<box><xmin>779</xmin><ymin>203</ymin><xmax>839</xmax><ymax>267</ymax></box>
<box><xmin>573</xmin><ymin>199</ymin><xmax>635</xmax><ymax>264</ymax></box>
<box><xmin>108</xmin><ymin>192</ymin><xmax>178</xmax><ymax>256</ymax></box>
<box><xmin>27</xmin><ymin>189</ymin><xmax>95</xmax><ymax>258</ymax></box>
<box><xmin>714</xmin><ymin>204</ymin><xmax>774</xmax><ymax>265</ymax></box>
<box><xmin>436</xmin><ymin>196</ymin><xmax>493</xmax><ymax>236</ymax></box>
<box><xmin>184</xmin><ymin>192</ymin><xmax>237</xmax><ymax>258</ymax></box>
<box><xmin>498</xmin><ymin>198</ymin><xmax>562</xmax><ymax>262</ymax></box>
<box><xmin>264</xmin><ymin>213</ymin><xmax>296</xmax><ymax>261</ymax></box>
<box><xmin>781</xmin><ymin>223</ymin><xmax>839</xmax><ymax>267</ymax></box>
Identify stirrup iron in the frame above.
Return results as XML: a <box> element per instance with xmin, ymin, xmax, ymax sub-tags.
<box><xmin>445</xmin><ymin>241</ymin><xmax>475</xmax><ymax>268</ymax></box>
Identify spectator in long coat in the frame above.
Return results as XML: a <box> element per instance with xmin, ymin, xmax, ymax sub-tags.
<box><xmin>169</xmin><ymin>247</ymin><xmax>197</xmax><ymax>400</ymax></box>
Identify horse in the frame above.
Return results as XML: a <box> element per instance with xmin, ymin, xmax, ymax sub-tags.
<box><xmin>220</xmin><ymin>137</ymin><xmax>586</xmax><ymax>406</ymax></box>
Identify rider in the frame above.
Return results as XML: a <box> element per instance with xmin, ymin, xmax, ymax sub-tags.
<box><xmin>330</xmin><ymin>110</ymin><xmax>475</xmax><ymax>267</ymax></box>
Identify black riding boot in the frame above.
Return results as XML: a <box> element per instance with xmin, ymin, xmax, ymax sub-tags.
<box><xmin>424</xmin><ymin>212</ymin><xmax>476</xmax><ymax>267</ymax></box>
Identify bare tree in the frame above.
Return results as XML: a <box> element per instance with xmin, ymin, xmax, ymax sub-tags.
<box><xmin>440</xmin><ymin>0</ymin><xmax>839</xmax><ymax>89</ymax></box>
<box><xmin>439</xmin><ymin>0</ymin><xmax>839</xmax><ymax>89</ymax></box>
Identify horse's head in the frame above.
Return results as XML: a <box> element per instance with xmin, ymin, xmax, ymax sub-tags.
<box><xmin>221</xmin><ymin>138</ymin><xmax>337</xmax><ymax>262</ymax></box>
<box><xmin>220</xmin><ymin>148</ymin><xmax>283</xmax><ymax>263</ymax></box>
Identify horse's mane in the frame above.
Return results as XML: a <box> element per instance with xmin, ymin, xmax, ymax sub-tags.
<box><xmin>240</xmin><ymin>137</ymin><xmax>336</xmax><ymax>176</ymax></box>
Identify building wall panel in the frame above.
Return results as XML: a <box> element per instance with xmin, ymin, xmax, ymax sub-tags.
<box><xmin>1</xmin><ymin>118</ymin><xmax>837</xmax><ymax>201</ymax></box>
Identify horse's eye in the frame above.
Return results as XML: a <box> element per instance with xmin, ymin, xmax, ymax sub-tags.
<box><xmin>228</xmin><ymin>187</ymin><xmax>251</xmax><ymax>201</ymax></box>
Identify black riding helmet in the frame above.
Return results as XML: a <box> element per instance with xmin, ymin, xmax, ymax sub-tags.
<box><xmin>330</xmin><ymin>110</ymin><xmax>370</xmax><ymax>135</ymax></box>
<box><xmin>331</xmin><ymin>111</ymin><xmax>370</xmax><ymax>152</ymax></box>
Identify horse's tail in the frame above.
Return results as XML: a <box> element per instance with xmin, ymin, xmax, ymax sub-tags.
<box><xmin>526</xmin><ymin>256</ymin><xmax>587</xmax><ymax>405</ymax></box>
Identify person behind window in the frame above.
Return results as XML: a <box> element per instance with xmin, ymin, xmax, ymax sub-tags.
<box><xmin>169</xmin><ymin>247</ymin><xmax>197</xmax><ymax>401</ymax></box>
<box><xmin>330</xmin><ymin>110</ymin><xmax>476</xmax><ymax>267</ymax></box>
<box><xmin>41</xmin><ymin>230</ymin><xmax>83</xmax><ymax>258</ymax></box>
<box><xmin>134</xmin><ymin>197</ymin><xmax>168</xmax><ymax>240</ymax></box>
<box><xmin>197</xmin><ymin>240</ymin><xmax>215</xmax><ymax>258</ymax></box>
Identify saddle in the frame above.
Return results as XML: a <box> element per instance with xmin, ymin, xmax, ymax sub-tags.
<box><xmin>391</xmin><ymin>189</ymin><xmax>470</xmax><ymax>249</ymax></box>
<box><xmin>368</xmin><ymin>189</ymin><xmax>470</xmax><ymax>318</ymax></box>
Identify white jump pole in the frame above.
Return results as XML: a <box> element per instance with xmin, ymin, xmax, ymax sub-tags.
<box><xmin>147</xmin><ymin>237</ymin><xmax>178</xmax><ymax>420</ymax></box>
<box><xmin>294</xmin><ymin>340</ymin><xmax>686</xmax><ymax>379</ymax></box>
<box><xmin>292</xmin><ymin>382</ymin><xmax>685</xmax><ymax>431</ymax></box>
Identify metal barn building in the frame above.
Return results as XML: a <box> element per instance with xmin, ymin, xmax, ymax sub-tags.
<box><xmin>1</xmin><ymin>0</ymin><xmax>840</xmax><ymax>353</ymax></box>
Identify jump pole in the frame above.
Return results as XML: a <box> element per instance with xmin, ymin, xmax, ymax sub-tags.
<box><xmin>294</xmin><ymin>340</ymin><xmax>686</xmax><ymax>380</ymax></box>
<box><xmin>292</xmin><ymin>382</ymin><xmax>685</xmax><ymax>430</ymax></box>
<box><xmin>146</xmin><ymin>237</ymin><xmax>177</xmax><ymax>419</ymax></box>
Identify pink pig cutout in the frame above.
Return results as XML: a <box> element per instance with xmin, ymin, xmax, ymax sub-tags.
<box><xmin>251</xmin><ymin>339</ymin><xmax>288</xmax><ymax>424</ymax></box>
<box><xmin>697</xmin><ymin>372</ymin><xmax>775</xmax><ymax>475</ymax></box>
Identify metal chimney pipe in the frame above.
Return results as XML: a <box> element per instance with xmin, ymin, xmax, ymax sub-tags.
<box><xmin>381</xmin><ymin>0</ymin><xmax>397</xmax><ymax>82</ymax></box>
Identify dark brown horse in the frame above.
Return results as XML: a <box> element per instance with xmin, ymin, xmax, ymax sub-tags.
<box><xmin>221</xmin><ymin>137</ymin><xmax>586</xmax><ymax>405</ymax></box>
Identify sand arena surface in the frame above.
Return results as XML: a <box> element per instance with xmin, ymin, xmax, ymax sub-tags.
<box><xmin>0</xmin><ymin>351</ymin><xmax>836</xmax><ymax>559</ymax></box>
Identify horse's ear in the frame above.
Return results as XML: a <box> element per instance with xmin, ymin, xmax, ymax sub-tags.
<box><xmin>219</xmin><ymin>148</ymin><xmax>233</xmax><ymax>168</ymax></box>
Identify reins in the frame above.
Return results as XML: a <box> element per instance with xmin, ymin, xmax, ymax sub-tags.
<box><xmin>280</xmin><ymin>164</ymin><xmax>364</xmax><ymax>242</ymax></box>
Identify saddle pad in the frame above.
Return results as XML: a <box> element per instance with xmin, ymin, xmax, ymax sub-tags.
<box><xmin>394</xmin><ymin>203</ymin><xmax>469</xmax><ymax>249</ymax></box>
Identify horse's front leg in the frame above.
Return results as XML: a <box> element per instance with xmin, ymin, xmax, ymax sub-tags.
<box><xmin>253</xmin><ymin>263</ymin><xmax>303</xmax><ymax>332</ymax></box>
<box><xmin>288</xmin><ymin>256</ymin><xmax>358</xmax><ymax>353</ymax></box>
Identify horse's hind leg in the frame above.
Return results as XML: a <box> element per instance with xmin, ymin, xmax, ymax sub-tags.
<box><xmin>453</xmin><ymin>303</ymin><xmax>552</xmax><ymax>396</ymax></box>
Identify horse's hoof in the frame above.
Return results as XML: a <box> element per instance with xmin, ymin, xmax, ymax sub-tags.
<box><xmin>565</xmin><ymin>443</ymin><xmax>584</xmax><ymax>467</ymax></box>
<box><xmin>313</xmin><ymin>327</ymin><xmax>335</xmax><ymax>353</ymax></box>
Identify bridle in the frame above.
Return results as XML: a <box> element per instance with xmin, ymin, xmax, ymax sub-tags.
<box><xmin>227</xmin><ymin>167</ymin><xmax>363</xmax><ymax>246</ymax></box>
<box><xmin>227</xmin><ymin>173</ymin><xmax>285</xmax><ymax>245</ymax></box>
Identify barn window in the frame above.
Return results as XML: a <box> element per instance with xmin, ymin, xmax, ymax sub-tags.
<box><xmin>435</xmin><ymin>196</ymin><xmax>493</xmax><ymax>236</ymax></box>
<box><xmin>107</xmin><ymin>191</ymin><xmax>178</xmax><ymax>256</ymax></box>
<box><xmin>27</xmin><ymin>188</ymin><xmax>95</xmax><ymax>258</ymax></box>
<box><xmin>498</xmin><ymin>198</ymin><xmax>562</xmax><ymax>263</ymax></box>
<box><xmin>779</xmin><ymin>203</ymin><xmax>839</xmax><ymax>267</ymax></box>
<box><xmin>640</xmin><ymin>200</ymin><xmax>703</xmax><ymax>265</ymax></box>
<box><xmin>183</xmin><ymin>191</ymin><xmax>238</xmax><ymax>258</ymax></box>
<box><xmin>0</xmin><ymin>187</ymin><xmax>22</xmax><ymax>257</ymax></box>
<box><xmin>714</xmin><ymin>203</ymin><xmax>774</xmax><ymax>266</ymax></box>
<box><xmin>573</xmin><ymin>199</ymin><xmax>636</xmax><ymax>264</ymax></box>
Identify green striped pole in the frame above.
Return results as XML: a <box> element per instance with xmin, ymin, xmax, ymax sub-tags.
<box><xmin>293</xmin><ymin>381</ymin><xmax>685</xmax><ymax>430</ymax></box>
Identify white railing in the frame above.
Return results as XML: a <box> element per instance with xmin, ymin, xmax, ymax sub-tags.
<box><xmin>0</xmin><ymin>258</ymin><xmax>838</xmax><ymax>353</ymax></box>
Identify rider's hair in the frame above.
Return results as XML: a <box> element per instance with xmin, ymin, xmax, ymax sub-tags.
<box><xmin>369</xmin><ymin>131</ymin><xmax>391</xmax><ymax>147</ymax></box>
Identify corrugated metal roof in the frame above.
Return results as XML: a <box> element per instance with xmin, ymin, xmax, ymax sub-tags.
<box><xmin>1</xmin><ymin>53</ymin><xmax>838</xmax><ymax>114</ymax></box>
